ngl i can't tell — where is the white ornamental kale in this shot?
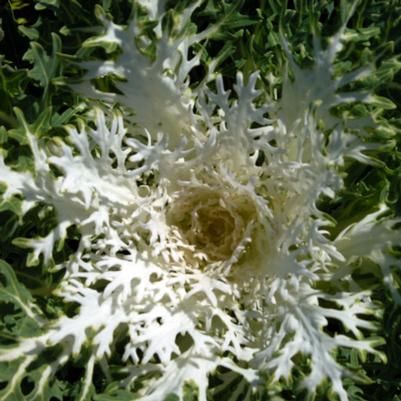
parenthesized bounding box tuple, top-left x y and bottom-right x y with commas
(0, 2, 400, 401)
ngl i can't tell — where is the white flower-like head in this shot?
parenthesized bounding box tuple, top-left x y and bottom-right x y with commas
(0, 2, 399, 401)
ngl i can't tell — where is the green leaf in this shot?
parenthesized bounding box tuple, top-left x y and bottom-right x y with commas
(0, 360, 66, 401)
(18, 25, 40, 40)
(94, 389, 137, 401)
(367, 95, 397, 110)
(0, 259, 41, 320)
(344, 26, 381, 43)
(0, 198, 23, 218)
(23, 33, 62, 98)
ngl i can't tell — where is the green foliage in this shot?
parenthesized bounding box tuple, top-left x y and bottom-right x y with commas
(0, 260, 40, 317)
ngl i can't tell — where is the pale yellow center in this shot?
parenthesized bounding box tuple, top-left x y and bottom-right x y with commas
(167, 187, 256, 262)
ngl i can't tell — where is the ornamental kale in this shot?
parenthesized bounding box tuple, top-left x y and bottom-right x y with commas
(0, 1, 400, 401)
